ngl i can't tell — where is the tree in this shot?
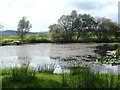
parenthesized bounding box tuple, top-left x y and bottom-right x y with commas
(49, 10, 97, 42)
(49, 24, 64, 42)
(57, 10, 78, 42)
(107, 22, 119, 39)
(49, 10, 119, 42)
(16, 17, 32, 42)
(93, 17, 119, 40)
(58, 15, 72, 41)
(76, 14, 96, 40)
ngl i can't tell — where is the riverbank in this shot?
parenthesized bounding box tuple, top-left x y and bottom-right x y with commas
(1, 66, 120, 88)
(1, 34, 120, 46)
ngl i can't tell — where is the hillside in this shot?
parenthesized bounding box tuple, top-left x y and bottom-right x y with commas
(1, 30, 48, 36)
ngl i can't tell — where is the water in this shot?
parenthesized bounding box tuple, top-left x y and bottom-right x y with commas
(0, 43, 120, 74)
(0, 44, 55, 68)
(0, 43, 96, 67)
(91, 64, 120, 74)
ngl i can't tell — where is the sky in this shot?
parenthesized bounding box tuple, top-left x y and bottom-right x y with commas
(0, 0, 119, 32)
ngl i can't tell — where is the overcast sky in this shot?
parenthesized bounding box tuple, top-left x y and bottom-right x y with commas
(0, 0, 119, 32)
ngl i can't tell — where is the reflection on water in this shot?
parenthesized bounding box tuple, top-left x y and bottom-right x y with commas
(53, 65, 120, 74)
(0, 43, 120, 74)
(0, 44, 55, 68)
(0, 43, 96, 68)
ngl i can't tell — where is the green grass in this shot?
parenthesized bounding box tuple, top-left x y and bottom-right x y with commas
(1, 34, 51, 45)
(1, 33, 120, 46)
(1, 66, 120, 88)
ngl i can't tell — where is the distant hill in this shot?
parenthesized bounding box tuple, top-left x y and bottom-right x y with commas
(2, 30, 16, 36)
(2, 30, 49, 36)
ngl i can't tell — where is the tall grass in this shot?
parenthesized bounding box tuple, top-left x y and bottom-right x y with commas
(1, 65, 120, 88)
(11, 66, 36, 82)
(2, 65, 36, 88)
(60, 67, 120, 88)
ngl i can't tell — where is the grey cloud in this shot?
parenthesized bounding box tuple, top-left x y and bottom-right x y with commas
(69, 1, 112, 11)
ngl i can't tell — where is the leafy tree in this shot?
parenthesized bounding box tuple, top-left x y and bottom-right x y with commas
(49, 11, 96, 42)
(16, 17, 32, 42)
(58, 15, 72, 41)
(58, 10, 78, 42)
(49, 24, 63, 42)
(108, 22, 119, 39)
(49, 10, 119, 42)
(94, 17, 119, 40)
(76, 14, 96, 40)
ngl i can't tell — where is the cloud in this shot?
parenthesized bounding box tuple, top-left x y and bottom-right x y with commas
(0, 0, 70, 32)
(67, 0, 118, 22)
(69, 1, 112, 11)
(0, 0, 119, 32)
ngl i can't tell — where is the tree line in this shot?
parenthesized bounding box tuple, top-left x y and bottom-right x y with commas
(2, 10, 119, 43)
(49, 10, 120, 43)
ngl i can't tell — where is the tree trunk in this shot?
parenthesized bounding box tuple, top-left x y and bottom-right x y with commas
(77, 31, 80, 41)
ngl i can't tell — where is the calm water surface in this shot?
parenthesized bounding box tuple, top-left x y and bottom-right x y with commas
(0, 43, 119, 74)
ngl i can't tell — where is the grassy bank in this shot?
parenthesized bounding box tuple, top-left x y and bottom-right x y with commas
(1, 66, 120, 88)
(1, 34, 51, 45)
(1, 33, 120, 46)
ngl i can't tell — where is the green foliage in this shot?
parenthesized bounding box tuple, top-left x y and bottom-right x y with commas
(116, 47, 120, 56)
(16, 17, 32, 42)
(2, 65, 36, 84)
(49, 10, 120, 43)
(1, 66, 120, 88)
(25, 34, 51, 43)
(1, 11, 120, 44)
(1, 34, 51, 45)
(68, 67, 103, 88)
(65, 67, 120, 88)
(11, 66, 36, 82)
(97, 56, 120, 65)
(39, 32, 48, 40)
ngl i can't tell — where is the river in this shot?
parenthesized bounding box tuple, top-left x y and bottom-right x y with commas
(0, 43, 120, 74)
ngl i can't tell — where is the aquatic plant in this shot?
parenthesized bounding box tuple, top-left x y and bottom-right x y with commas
(97, 56, 120, 65)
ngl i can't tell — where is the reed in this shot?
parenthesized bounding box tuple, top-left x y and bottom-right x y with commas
(1, 65, 120, 88)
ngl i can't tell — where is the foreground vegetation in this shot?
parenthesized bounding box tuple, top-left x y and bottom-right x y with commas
(1, 66, 120, 88)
